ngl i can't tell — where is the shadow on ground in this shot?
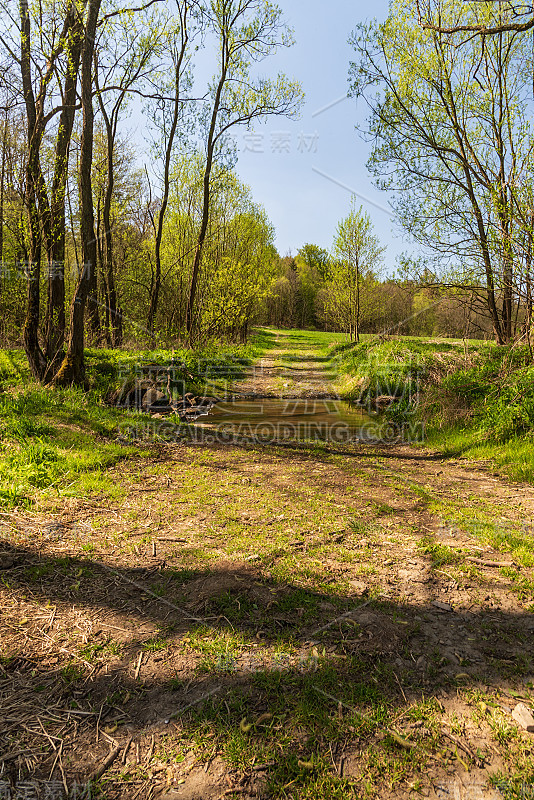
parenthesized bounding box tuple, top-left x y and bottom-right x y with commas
(1, 538, 533, 800)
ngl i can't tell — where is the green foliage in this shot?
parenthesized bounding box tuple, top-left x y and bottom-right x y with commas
(297, 244, 330, 282)
(326, 202, 385, 342)
(333, 335, 534, 481)
(0, 383, 133, 508)
(158, 155, 278, 341)
(349, 0, 533, 344)
(417, 539, 462, 567)
(333, 338, 424, 417)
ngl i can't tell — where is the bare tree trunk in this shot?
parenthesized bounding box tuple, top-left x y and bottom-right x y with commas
(438, 64, 505, 345)
(44, 13, 83, 378)
(524, 222, 533, 360)
(86, 243, 101, 343)
(20, 0, 47, 380)
(148, 6, 190, 336)
(355, 258, 360, 344)
(0, 112, 6, 281)
(54, 0, 101, 385)
(465, 180, 504, 344)
(95, 191, 110, 344)
(22, 179, 45, 380)
(100, 126, 121, 345)
(186, 66, 227, 337)
(19, 0, 84, 380)
(0, 111, 8, 300)
(501, 255, 513, 342)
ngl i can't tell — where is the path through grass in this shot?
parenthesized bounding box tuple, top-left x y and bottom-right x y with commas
(0, 330, 533, 800)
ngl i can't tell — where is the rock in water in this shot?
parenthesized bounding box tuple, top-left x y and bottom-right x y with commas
(142, 388, 167, 409)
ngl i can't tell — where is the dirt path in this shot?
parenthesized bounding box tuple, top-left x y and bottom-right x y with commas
(229, 328, 338, 397)
(1, 331, 533, 800)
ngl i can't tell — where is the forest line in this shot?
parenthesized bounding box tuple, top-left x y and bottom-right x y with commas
(1, 0, 534, 383)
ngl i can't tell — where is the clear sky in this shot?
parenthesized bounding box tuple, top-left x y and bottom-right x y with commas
(231, 0, 406, 272)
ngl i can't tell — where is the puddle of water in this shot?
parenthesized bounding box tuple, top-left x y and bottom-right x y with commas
(192, 398, 383, 443)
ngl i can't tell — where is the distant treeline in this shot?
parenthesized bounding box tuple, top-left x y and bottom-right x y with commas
(261, 251, 500, 341)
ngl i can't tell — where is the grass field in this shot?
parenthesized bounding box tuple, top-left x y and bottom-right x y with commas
(0, 330, 533, 800)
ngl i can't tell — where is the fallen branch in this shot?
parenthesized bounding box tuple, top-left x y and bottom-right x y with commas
(146, 734, 155, 764)
(466, 557, 513, 568)
(0, 749, 31, 764)
(312, 686, 413, 748)
(101, 564, 203, 622)
(89, 745, 122, 781)
(307, 599, 372, 638)
(252, 762, 275, 771)
(122, 736, 133, 764)
(441, 728, 483, 766)
(157, 537, 188, 543)
(170, 685, 222, 719)
(134, 652, 143, 680)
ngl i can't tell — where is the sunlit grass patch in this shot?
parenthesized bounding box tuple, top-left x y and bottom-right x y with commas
(417, 538, 464, 567)
(0, 334, 273, 510)
(429, 503, 534, 572)
(490, 768, 534, 800)
(142, 636, 169, 653)
(80, 638, 122, 662)
(183, 626, 248, 673)
(331, 337, 534, 483)
(0, 385, 138, 508)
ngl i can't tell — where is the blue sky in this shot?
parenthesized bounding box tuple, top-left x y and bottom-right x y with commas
(231, 0, 406, 272)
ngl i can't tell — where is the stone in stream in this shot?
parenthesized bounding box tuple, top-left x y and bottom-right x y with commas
(374, 395, 400, 412)
(110, 373, 222, 419)
(142, 388, 168, 409)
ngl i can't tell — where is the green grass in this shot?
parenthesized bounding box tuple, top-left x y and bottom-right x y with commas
(0, 331, 273, 510)
(0, 382, 138, 508)
(417, 538, 463, 567)
(85, 329, 275, 397)
(142, 636, 169, 653)
(170, 654, 444, 799)
(183, 627, 248, 673)
(260, 327, 348, 354)
(330, 336, 534, 483)
(80, 638, 122, 661)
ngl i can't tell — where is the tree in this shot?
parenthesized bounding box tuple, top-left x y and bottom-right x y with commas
(0, 106, 27, 340)
(349, 0, 534, 344)
(297, 244, 330, 282)
(185, 0, 303, 336)
(202, 205, 277, 341)
(94, 10, 161, 345)
(54, 0, 103, 384)
(0, 105, 10, 274)
(8, 0, 85, 379)
(146, 0, 199, 335)
(326, 202, 384, 342)
(1, 0, 171, 382)
(415, 0, 534, 36)
(159, 152, 276, 340)
(294, 246, 329, 328)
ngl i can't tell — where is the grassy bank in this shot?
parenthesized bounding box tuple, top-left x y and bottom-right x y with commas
(332, 336, 534, 483)
(0, 331, 272, 509)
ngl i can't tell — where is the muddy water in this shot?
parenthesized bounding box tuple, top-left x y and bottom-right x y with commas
(192, 398, 383, 443)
